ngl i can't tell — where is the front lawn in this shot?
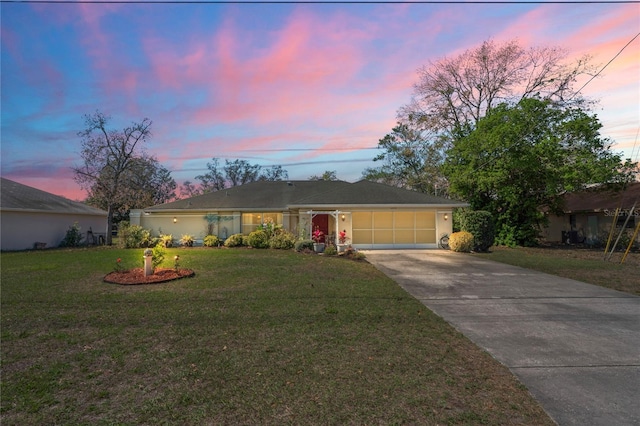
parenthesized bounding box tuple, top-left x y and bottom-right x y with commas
(477, 246, 640, 296)
(1, 247, 553, 425)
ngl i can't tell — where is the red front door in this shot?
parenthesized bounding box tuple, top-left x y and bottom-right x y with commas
(312, 215, 329, 243)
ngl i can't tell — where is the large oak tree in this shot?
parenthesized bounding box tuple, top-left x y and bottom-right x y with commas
(443, 98, 635, 246)
(401, 39, 596, 133)
(370, 39, 597, 198)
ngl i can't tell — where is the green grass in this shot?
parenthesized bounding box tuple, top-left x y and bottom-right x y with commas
(1, 247, 553, 425)
(476, 246, 640, 296)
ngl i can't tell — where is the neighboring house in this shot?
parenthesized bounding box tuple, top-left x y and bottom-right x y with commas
(541, 182, 640, 245)
(0, 178, 108, 251)
(131, 180, 467, 249)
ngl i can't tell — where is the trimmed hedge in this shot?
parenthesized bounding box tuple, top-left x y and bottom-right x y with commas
(203, 235, 221, 247)
(269, 230, 297, 250)
(224, 233, 245, 248)
(247, 230, 269, 249)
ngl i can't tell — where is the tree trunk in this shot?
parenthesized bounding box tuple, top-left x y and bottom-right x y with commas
(106, 205, 114, 246)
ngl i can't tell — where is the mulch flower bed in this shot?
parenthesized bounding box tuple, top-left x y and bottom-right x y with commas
(104, 268, 195, 285)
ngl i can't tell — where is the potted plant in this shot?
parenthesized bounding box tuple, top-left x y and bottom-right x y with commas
(312, 227, 325, 253)
(337, 229, 348, 253)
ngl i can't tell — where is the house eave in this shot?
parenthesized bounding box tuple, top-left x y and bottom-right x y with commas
(288, 203, 468, 209)
(0, 207, 107, 216)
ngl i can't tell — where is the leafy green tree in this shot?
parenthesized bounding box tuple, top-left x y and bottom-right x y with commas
(444, 98, 635, 246)
(362, 123, 448, 196)
(73, 111, 175, 245)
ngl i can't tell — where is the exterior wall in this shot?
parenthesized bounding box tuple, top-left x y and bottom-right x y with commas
(130, 207, 456, 249)
(543, 210, 639, 246)
(326, 209, 452, 249)
(0, 211, 107, 251)
(131, 210, 242, 244)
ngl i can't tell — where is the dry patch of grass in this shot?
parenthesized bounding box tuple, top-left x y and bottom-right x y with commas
(1, 248, 553, 425)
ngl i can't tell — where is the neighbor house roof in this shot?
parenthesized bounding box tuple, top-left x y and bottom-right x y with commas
(0, 178, 107, 216)
(145, 180, 467, 212)
(561, 182, 640, 213)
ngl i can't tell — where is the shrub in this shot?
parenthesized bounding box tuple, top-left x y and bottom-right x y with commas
(118, 222, 153, 248)
(459, 210, 495, 252)
(179, 234, 195, 247)
(247, 230, 269, 249)
(295, 239, 314, 252)
(203, 235, 221, 247)
(60, 222, 83, 247)
(269, 230, 297, 250)
(353, 251, 367, 260)
(343, 246, 366, 260)
(160, 234, 174, 248)
(257, 218, 281, 239)
(224, 233, 245, 248)
(599, 228, 638, 251)
(323, 245, 338, 255)
(449, 231, 474, 252)
(151, 245, 165, 270)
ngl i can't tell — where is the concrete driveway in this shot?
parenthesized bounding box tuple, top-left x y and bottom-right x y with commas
(364, 250, 640, 426)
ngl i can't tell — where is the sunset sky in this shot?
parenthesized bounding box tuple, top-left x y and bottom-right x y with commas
(1, 1, 639, 201)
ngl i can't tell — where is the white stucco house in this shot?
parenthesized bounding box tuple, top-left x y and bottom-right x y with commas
(0, 177, 108, 251)
(131, 180, 467, 249)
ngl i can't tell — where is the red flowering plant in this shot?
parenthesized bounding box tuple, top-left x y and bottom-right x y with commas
(114, 258, 124, 273)
(312, 227, 324, 244)
(339, 230, 348, 244)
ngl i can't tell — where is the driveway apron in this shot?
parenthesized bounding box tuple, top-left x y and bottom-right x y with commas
(364, 250, 640, 426)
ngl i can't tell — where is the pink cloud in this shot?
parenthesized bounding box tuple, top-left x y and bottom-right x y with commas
(141, 8, 377, 130)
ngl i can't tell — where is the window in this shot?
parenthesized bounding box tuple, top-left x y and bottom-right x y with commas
(242, 212, 282, 234)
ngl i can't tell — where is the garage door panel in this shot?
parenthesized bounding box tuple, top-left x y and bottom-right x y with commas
(395, 230, 414, 244)
(373, 229, 393, 243)
(373, 212, 393, 228)
(416, 212, 435, 228)
(395, 212, 414, 229)
(416, 229, 436, 243)
(353, 229, 372, 244)
(352, 212, 372, 228)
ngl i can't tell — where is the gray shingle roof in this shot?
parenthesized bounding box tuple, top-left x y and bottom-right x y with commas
(145, 180, 466, 211)
(293, 180, 465, 206)
(0, 178, 107, 216)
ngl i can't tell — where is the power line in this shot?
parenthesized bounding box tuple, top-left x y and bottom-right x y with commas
(570, 31, 640, 99)
(233, 147, 378, 152)
(2, 0, 639, 3)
